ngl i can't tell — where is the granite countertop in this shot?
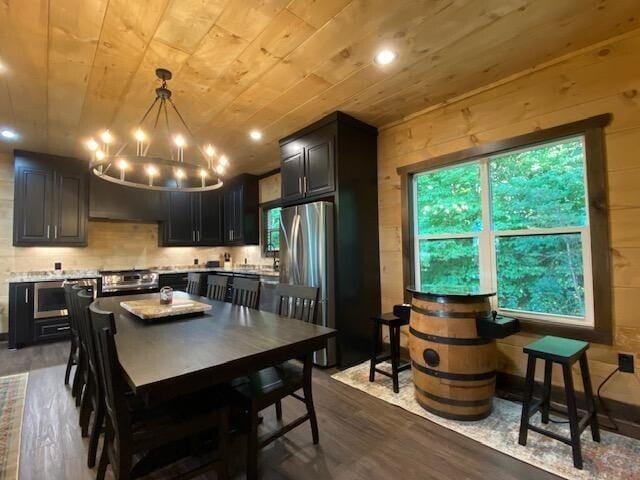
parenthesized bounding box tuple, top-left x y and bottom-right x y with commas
(150, 266, 279, 277)
(7, 265, 280, 283)
(7, 269, 101, 283)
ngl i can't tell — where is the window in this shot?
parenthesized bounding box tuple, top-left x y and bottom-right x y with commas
(413, 136, 594, 327)
(263, 206, 282, 253)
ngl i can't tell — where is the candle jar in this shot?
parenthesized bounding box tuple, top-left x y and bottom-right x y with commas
(160, 286, 173, 305)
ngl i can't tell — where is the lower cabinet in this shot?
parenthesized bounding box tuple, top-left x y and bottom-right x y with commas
(158, 272, 190, 291)
(8, 283, 70, 349)
(33, 318, 71, 342)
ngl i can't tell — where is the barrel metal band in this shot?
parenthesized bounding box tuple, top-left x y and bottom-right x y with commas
(411, 360, 496, 381)
(414, 384, 493, 407)
(411, 304, 492, 320)
(409, 326, 493, 346)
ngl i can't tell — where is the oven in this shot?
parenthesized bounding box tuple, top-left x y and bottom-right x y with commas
(100, 270, 159, 297)
(33, 279, 97, 320)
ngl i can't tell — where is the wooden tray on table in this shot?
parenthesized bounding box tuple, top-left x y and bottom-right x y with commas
(120, 298, 212, 320)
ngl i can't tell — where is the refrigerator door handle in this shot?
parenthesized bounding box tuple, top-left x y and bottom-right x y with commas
(291, 213, 301, 284)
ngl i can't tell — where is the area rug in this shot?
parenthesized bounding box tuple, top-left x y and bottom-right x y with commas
(0, 373, 28, 480)
(332, 362, 640, 480)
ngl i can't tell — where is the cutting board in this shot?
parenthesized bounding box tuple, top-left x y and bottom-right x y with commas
(120, 298, 212, 320)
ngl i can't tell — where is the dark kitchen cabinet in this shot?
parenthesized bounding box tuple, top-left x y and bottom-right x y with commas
(280, 124, 335, 202)
(160, 189, 224, 246)
(8, 283, 33, 349)
(281, 151, 304, 201)
(278, 111, 380, 367)
(223, 174, 259, 245)
(198, 189, 224, 245)
(162, 191, 194, 245)
(13, 151, 88, 247)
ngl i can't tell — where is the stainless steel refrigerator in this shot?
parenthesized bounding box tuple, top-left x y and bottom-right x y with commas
(279, 201, 335, 367)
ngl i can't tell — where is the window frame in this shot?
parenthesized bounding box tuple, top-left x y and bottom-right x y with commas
(261, 199, 282, 255)
(398, 114, 612, 344)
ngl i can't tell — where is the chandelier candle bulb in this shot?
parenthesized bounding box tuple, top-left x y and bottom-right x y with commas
(86, 138, 98, 151)
(134, 128, 146, 156)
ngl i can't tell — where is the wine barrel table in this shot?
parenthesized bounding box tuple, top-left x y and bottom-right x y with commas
(407, 288, 497, 421)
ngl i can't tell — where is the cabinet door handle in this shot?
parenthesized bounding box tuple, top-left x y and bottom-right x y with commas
(25, 289, 29, 303)
(192, 230, 195, 242)
(304, 176, 307, 193)
(54, 225, 58, 239)
(197, 230, 200, 242)
(298, 177, 302, 194)
(57, 326, 70, 331)
(47, 225, 50, 239)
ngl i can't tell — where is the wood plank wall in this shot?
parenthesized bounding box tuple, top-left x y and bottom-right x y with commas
(378, 31, 640, 406)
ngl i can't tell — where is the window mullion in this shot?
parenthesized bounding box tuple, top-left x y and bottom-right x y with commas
(479, 158, 493, 296)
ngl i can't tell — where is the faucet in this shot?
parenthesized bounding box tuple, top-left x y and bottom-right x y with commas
(266, 243, 279, 271)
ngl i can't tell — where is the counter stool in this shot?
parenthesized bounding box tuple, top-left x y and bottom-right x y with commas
(518, 336, 600, 469)
(369, 313, 410, 393)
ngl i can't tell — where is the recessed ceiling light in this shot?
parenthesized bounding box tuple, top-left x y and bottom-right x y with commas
(374, 49, 397, 66)
(1, 129, 18, 140)
(249, 130, 262, 141)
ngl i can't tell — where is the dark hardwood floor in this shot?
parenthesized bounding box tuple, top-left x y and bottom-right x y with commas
(0, 340, 560, 480)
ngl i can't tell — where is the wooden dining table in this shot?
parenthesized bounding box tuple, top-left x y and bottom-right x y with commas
(91, 291, 337, 400)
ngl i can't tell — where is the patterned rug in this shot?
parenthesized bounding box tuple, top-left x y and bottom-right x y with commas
(0, 373, 28, 480)
(332, 362, 640, 480)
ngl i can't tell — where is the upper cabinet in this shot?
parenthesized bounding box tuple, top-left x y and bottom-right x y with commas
(280, 124, 335, 203)
(160, 189, 224, 247)
(223, 174, 259, 245)
(13, 151, 88, 247)
(159, 175, 257, 247)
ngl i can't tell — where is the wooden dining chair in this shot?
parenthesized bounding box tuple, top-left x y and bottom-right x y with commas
(71, 283, 90, 407)
(206, 275, 228, 301)
(274, 284, 320, 323)
(89, 304, 231, 480)
(62, 282, 82, 392)
(232, 284, 321, 479)
(185, 272, 203, 295)
(75, 288, 110, 468)
(231, 277, 260, 308)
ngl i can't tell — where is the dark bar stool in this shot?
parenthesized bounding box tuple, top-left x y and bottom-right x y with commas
(369, 306, 411, 393)
(518, 335, 600, 469)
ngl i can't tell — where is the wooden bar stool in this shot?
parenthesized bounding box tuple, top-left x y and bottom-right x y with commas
(518, 335, 600, 469)
(369, 311, 410, 393)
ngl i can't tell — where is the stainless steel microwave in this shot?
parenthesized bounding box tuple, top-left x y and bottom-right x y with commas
(33, 279, 97, 320)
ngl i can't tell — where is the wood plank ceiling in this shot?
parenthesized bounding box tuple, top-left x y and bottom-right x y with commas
(0, 0, 638, 175)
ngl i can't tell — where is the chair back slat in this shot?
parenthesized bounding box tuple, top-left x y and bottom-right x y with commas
(231, 278, 260, 309)
(185, 272, 202, 296)
(274, 284, 319, 323)
(206, 275, 228, 301)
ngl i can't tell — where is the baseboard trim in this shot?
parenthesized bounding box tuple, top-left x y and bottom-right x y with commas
(395, 345, 640, 440)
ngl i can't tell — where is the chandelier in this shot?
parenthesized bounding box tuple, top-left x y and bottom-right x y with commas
(84, 68, 227, 192)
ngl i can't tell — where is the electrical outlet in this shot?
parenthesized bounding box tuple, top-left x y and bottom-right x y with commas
(194, 258, 199, 265)
(618, 353, 635, 373)
(54, 262, 62, 270)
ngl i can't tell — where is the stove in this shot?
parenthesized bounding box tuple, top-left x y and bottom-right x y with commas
(100, 269, 159, 296)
